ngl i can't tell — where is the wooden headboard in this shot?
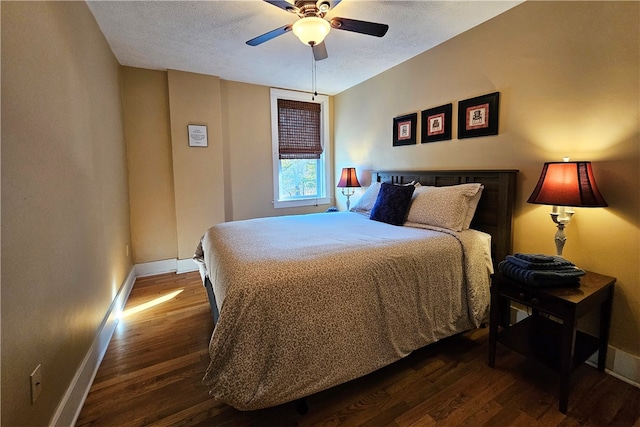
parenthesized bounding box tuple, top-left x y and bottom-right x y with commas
(375, 169, 518, 266)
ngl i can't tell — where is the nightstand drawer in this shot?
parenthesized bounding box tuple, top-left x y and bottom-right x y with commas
(497, 282, 567, 316)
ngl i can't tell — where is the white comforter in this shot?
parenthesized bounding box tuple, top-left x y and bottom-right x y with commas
(194, 212, 492, 410)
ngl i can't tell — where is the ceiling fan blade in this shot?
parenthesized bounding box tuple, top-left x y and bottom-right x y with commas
(263, 1, 298, 14)
(312, 42, 328, 61)
(246, 24, 293, 46)
(330, 17, 389, 37)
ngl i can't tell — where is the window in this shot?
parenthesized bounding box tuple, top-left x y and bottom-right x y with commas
(271, 88, 331, 208)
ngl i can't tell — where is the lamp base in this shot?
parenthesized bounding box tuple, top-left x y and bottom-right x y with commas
(554, 222, 567, 257)
(550, 207, 574, 257)
(342, 188, 355, 211)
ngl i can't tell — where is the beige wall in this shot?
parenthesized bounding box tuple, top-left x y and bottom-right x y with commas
(334, 1, 640, 357)
(122, 67, 177, 263)
(220, 81, 333, 220)
(167, 70, 226, 260)
(1, 2, 132, 425)
(220, 81, 274, 220)
(123, 77, 332, 262)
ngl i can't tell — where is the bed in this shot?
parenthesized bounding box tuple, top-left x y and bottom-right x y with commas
(194, 169, 517, 411)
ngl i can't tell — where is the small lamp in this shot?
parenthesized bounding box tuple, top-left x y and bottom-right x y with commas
(337, 167, 361, 211)
(527, 159, 608, 256)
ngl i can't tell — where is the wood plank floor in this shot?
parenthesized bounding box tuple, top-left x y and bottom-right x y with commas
(76, 272, 640, 426)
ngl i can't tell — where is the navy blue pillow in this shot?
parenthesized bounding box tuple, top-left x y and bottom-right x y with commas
(370, 182, 415, 226)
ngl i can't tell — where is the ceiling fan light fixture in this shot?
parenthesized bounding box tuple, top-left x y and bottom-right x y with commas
(292, 16, 330, 46)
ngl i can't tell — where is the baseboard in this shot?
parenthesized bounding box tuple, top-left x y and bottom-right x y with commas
(177, 258, 198, 273)
(135, 258, 198, 277)
(50, 266, 136, 427)
(587, 346, 640, 388)
(134, 258, 177, 277)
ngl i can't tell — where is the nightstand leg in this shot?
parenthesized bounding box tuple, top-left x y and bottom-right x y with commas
(559, 312, 577, 414)
(488, 280, 500, 368)
(488, 318, 497, 367)
(597, 285, 614, 371)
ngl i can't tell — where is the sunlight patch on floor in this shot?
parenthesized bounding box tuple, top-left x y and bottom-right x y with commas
(118, 289, 184, 319)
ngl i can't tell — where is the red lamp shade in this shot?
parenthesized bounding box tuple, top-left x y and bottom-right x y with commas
(527, 161, 608, 207)
(337, 167, 361, 188)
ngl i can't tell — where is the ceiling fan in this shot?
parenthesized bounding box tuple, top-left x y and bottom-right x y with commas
(246, 0, 389, 61)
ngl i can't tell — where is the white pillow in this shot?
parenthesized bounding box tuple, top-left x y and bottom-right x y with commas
(350, 182, 381, 215)
(406, 183, 483, 231)
(463, 185, 484, 229)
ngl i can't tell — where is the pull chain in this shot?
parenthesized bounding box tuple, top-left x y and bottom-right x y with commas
(311, 51, 317, 100)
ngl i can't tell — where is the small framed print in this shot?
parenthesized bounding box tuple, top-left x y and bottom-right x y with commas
(421, 103, 452, 143)
(393, 113, 417, 146)
(458, 92, 499, 139)
(188, 124, 208, 147)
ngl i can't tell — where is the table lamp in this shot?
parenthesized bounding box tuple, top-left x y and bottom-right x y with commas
(337, 167, 361, 211)
(527, 160, 607, 256)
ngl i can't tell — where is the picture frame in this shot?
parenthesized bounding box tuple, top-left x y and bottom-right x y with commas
(188, 124, 208, 147)
(393, 113, 417, 146)
(421, 103, 452, 143)
(457, 92, 500, 139)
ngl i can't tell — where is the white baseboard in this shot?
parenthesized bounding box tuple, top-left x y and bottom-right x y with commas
(177, 258, 198, 274)
(50, 266, 136, 427)
(135, 258, 198, 277)
(587, 346, 640, 388)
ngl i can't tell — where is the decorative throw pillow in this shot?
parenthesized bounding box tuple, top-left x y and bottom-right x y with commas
(370, 182, 415, 226)
(350, 182, 381, 215)
(406, 183, 483, 231)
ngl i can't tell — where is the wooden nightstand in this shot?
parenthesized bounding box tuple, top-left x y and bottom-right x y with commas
(488, 270, 615, 413)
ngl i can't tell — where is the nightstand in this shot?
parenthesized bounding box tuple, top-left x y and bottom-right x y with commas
(488, 270, 615, 413)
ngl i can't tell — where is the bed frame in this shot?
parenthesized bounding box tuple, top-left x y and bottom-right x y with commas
(375, 169, 518, 267)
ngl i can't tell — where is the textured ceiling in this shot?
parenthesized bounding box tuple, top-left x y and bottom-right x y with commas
(86, 0, 523, 95)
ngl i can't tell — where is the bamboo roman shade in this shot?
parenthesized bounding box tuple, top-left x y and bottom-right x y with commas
(277, 99, 323, 160)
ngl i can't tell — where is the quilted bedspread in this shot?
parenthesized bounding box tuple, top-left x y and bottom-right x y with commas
(195, 212, 492, 410)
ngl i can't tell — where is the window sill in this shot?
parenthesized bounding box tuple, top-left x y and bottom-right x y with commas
(273, 197, 331, 209)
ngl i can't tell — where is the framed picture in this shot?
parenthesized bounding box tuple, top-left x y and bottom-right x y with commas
(393, 113, 417, 146)
(457, 92, 500, 139)
(421, 103, 452, 143)
(188, 124, 208, 147)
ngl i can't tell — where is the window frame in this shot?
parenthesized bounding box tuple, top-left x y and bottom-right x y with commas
(270, 88, 331, 209)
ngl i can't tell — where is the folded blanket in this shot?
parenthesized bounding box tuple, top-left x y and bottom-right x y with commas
(506, 254, 575, 270)
(513, 253, 556, 263)
(498, 259, 586, 287)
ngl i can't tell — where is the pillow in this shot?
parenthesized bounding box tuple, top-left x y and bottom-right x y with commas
(370, 182, 415, 226)
(406, 183, 483, 231)
(350, 182, 381, 215)
(350, 181, 420, 216)
(463, 185, 484, 229)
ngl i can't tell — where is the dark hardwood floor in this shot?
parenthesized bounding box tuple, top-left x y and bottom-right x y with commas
(76, 272, 640, 426)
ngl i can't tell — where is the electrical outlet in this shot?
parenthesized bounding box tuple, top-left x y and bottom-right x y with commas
(125, 244, 130, 257)
(30, 364, 42, 404)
